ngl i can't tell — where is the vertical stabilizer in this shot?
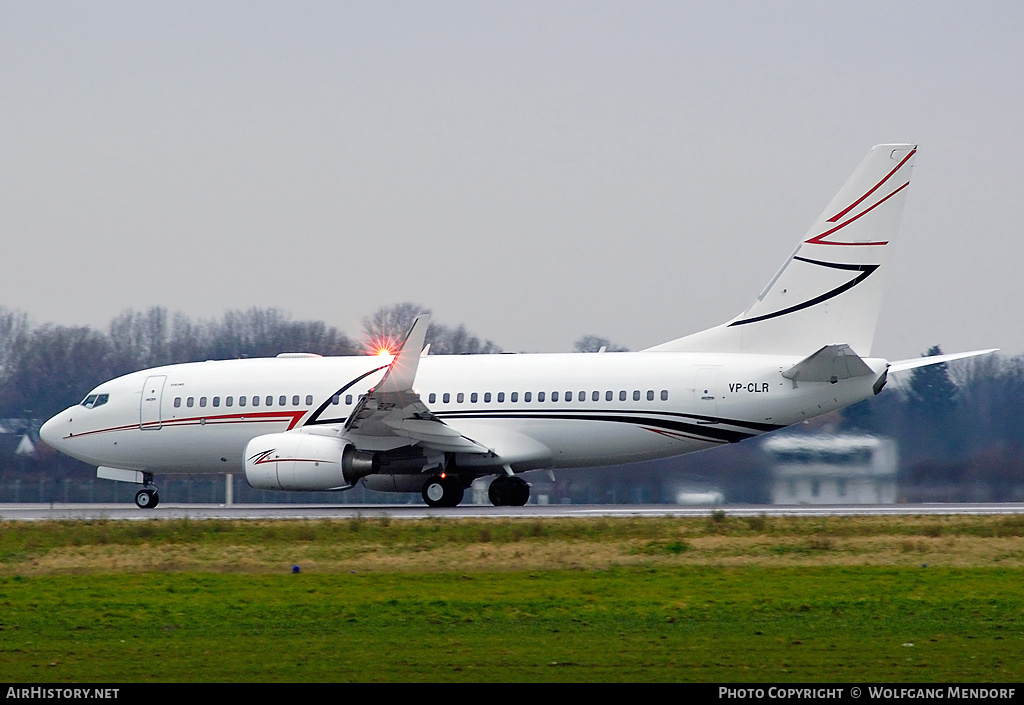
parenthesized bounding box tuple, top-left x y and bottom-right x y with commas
(646, 144, 916, 356)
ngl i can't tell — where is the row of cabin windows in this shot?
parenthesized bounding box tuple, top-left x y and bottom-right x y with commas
(174, 394, 316, 409)
(426, 389, 669, 404)
(171, 389, 670, 411)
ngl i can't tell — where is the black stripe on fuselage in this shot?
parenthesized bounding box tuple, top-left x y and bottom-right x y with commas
(304, 364, 389, 426)
(433, 409, 776, 444)
(436, 408, 782, 433)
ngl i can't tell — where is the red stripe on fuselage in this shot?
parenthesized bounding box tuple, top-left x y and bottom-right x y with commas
(63, 410, 310, 440)
(643, 426, 727, 444)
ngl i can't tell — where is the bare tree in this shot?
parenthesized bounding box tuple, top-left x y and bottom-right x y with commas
(573, 335, 629, 353)
(361, 303, 501, 354)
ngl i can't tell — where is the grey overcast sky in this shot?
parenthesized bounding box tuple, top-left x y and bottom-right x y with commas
(1, 1, 1021, 358)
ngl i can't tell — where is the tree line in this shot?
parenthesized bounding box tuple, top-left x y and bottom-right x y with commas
(3, 302, 1020, 502)
(0, 302, 628, 424)
(834, 346, 1024, 501)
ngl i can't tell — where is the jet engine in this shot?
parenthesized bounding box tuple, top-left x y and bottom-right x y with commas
(244, 433, 377, 491)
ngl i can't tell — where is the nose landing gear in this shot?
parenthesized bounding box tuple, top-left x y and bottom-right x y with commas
(134, 472, 160, 509)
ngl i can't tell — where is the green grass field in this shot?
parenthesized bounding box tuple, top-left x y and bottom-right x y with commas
(1, 515, 1023, 682)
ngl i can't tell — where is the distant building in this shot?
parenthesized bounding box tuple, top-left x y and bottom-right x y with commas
(763, 434, 898, 504)
(14, 433, 36, 458)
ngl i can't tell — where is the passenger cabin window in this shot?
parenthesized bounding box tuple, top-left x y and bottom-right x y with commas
(292, 395, 299, 406)
(187, 397, 195, 408)
(213, 396, 221, 407)
(265, 396, 273, 407)
(565, 391, 573, 402)
(280, 395, 287, 406)
(591, 391, 599, 402)
(200, 397, 207, 407)
(537, 392, 545, 402)
(345, 394, 353, 405)
(484, 392, 492, 403)
(470, 392, 478, 403)
(305, 395, 313, 405)
(443, 392, 450, 403)
(457, 392, 465, 403)
(605, 391, 613, 402)
(633, 390, 641, 401)
(511, 392, 518, 402)
(429, 393, 437, 403)
(227, 396, 234, 407)
(238, 396, 246, 407)
(174, 397, 181, 408)
(647, 390, 654, 401)
(252, 396, 260, 407)
(551, 391, 559, 402)
(497, 392, 505, 402)
(332, 395, 340, 405)
(661, 390, 669, 401)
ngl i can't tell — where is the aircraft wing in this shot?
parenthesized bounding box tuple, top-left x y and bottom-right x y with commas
(887, 348, 998, 373)
(342, 314, 491, 454)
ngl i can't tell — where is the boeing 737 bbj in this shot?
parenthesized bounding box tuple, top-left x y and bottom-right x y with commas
(40, 144, 994, 508)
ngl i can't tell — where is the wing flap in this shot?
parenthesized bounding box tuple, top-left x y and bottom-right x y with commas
(385, 417, 491, 453)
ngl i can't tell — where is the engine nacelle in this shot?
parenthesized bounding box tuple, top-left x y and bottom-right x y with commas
(244, 433, 378, 491)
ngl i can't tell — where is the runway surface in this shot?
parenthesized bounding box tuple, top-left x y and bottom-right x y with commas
(3, 502, 1024, 521)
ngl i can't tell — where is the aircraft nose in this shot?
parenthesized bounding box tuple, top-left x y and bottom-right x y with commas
(39, 412, 66, 449)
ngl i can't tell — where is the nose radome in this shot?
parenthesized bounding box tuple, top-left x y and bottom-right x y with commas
(39, 413, 65, 449)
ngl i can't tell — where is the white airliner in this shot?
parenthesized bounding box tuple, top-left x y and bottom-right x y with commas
(40, 144, 994, 508)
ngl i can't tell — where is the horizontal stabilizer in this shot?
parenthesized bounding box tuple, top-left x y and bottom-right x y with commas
(888, 348, 998, 373)
(782, 344, 874, 383)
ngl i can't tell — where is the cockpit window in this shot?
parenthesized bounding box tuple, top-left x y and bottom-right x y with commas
(80, 394, 109, 409)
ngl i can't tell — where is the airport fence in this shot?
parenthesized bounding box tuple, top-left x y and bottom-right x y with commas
(0, 473, 659, 506)
(0, 475, 420, 505)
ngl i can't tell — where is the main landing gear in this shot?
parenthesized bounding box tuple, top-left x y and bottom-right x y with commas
(419, 470, 531, 508)
(488, 475, 530, 507)
(421, 474, 465, 508)
(134, 472, 160, 509)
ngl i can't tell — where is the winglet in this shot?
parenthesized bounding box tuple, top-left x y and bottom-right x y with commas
(377, 313, 430, 395)
(343, 314, 429, 435)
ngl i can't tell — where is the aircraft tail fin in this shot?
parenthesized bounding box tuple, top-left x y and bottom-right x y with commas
(645, 144, 917, 356)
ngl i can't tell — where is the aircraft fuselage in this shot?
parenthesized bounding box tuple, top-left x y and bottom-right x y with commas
(41, 351, 886, 476)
